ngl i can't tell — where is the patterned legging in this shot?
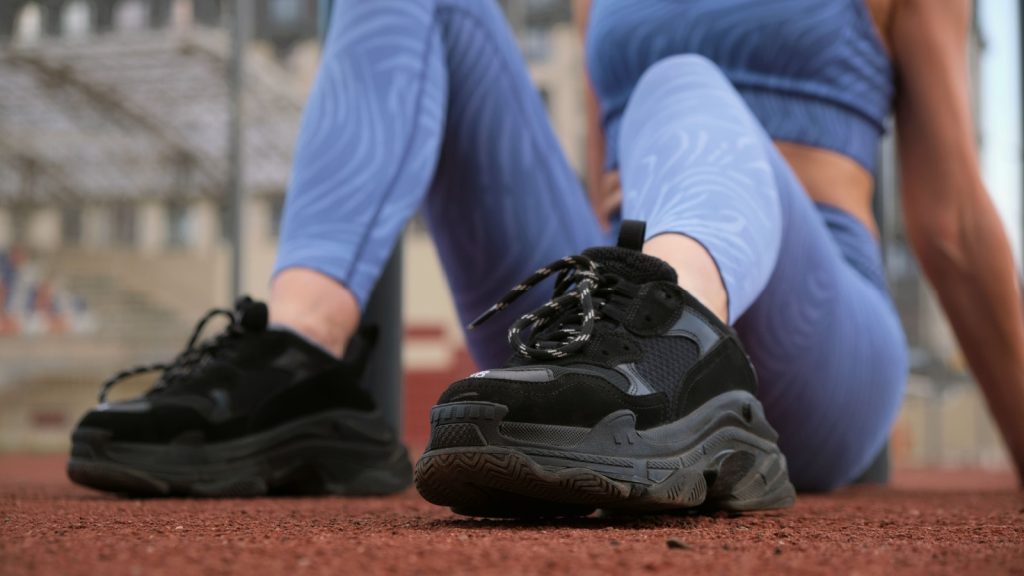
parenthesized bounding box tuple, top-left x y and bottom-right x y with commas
(274, 0, 907, 491)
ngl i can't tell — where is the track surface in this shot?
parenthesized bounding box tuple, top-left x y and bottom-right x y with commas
(1, 455, 1022, 575)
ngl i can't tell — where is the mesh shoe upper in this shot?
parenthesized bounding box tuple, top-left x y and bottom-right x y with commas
(438, 221, 758, 430)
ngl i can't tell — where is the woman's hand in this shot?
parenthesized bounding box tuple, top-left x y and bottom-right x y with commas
(590, 170, 623, 230)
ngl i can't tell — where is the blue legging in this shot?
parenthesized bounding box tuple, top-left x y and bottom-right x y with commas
(274, 0, 907, 490)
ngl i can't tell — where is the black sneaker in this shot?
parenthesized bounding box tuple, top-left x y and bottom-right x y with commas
(415, 221, 794, 517)
(68, 297, 412, 497)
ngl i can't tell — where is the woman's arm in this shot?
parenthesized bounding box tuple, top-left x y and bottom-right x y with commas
(893, 0, 1024, 483)
(572, 0, 619, 229)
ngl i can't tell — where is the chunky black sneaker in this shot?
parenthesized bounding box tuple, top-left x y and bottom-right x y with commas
(415, 221, 794, 517)
(68, 297, 412, 497)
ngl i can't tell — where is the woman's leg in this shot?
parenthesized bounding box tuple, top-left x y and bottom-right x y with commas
(271, 0, 447, 355)
(272, 0, 603, 365)
(423, 0, 606, 367)
(619, 54, 907, 490)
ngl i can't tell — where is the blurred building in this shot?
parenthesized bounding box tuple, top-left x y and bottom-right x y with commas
(0, 1, 313, 41)
(0, 27, 304, 324)
(500, 0, 584, 173)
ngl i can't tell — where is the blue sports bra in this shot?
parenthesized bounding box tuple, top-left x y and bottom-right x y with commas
(586, 0, 895, 173)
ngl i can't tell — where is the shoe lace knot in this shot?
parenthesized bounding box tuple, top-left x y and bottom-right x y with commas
(96, 298, 266, 403)
(469, 254, 630, 360)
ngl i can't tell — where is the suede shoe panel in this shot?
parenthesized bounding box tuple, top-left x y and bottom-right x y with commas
(676, 336, 758, 419)
(623, 281, 686, 336)
(439, 375, 670, 428)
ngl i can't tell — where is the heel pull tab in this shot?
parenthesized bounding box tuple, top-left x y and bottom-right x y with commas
(617, 220, 647, 251)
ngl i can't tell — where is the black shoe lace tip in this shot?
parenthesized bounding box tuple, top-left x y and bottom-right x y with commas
(468, 304, 506, 330)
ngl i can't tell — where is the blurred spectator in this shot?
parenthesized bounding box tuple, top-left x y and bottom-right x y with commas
(0, 247, 95, 337)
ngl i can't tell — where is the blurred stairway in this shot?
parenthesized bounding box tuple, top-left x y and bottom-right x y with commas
(0, 258, 204, 452)
(62, 272, 190, 357)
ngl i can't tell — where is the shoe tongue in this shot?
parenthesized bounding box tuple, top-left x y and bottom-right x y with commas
(234, 296, 268, 332)
(582, 218, 676, 283)
(582, 246, 677, 284)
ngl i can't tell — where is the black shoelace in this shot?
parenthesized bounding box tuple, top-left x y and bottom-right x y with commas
(470, 254, 630, 360)
(96, 307, 242, 403)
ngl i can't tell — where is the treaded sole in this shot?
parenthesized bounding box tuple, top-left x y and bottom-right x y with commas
(67, 454, 412, 497)
(68, 410, 413, 497)
(414, 394, 795, 517)
(67, 447, 413, 498)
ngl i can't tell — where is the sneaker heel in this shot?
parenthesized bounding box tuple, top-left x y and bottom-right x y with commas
(705, 448, 795, 511)
(310, 445, 413, 496)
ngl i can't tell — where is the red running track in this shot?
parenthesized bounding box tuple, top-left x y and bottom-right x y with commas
(1, 454, 1021, 576)
(3, 348, 1022, 575)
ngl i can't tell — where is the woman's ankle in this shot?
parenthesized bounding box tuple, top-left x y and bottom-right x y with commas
(268, 268, 361, 358)
(643, 233, 729, 323)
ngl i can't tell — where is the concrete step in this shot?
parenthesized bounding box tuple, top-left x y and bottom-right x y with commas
(60, 271, 193, 348)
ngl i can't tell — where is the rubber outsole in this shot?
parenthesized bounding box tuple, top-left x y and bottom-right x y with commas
(414, 392, 795, 517)
(68, 409, 413, 497)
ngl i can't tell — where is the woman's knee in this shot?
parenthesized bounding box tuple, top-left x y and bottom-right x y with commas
(634, 53, 733, 96)
(622, 53, 751, 144)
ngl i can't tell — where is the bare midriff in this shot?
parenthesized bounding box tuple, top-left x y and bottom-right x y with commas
(774, 141, 880, 238)
(768, 0, 893, 239)
(603, 141, 880, 240)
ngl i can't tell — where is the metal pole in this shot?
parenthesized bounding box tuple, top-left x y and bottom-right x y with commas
(318, 0, 332, 39)
(227, 0, 249, 300)
(362, 246, 404, 435)
(317, 0, 404, 433)
(507, 0, 526, 37)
